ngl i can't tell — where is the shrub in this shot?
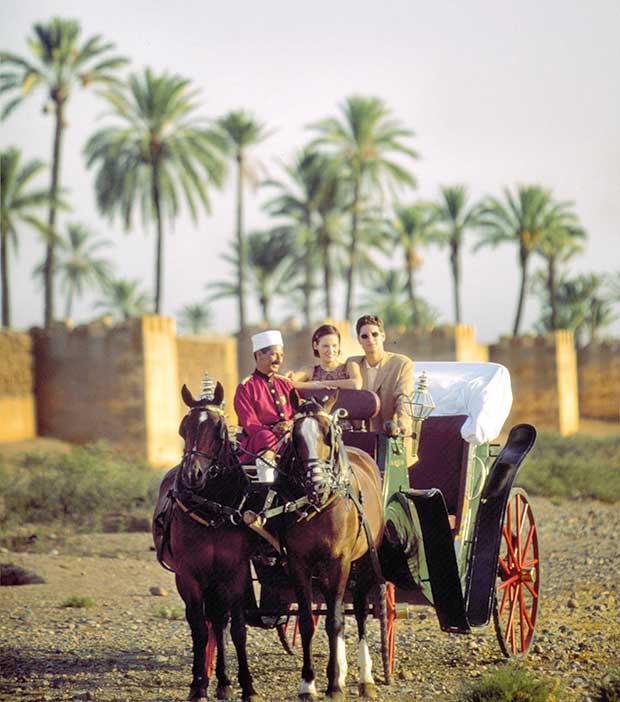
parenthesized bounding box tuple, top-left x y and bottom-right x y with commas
(460, 664, 562, 702)
(152, 604, 185, 621)
(516, 433, 620, 503)
(61, 595, 95, 608)
(592, 668, 620, 702)
(0, 441, 165, 530)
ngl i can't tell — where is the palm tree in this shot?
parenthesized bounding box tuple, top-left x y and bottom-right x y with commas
(310, 95, 418, 319)
(208, 227, 294, 326)
(265, 149, 348, 321)
(358, 269, 440, 330)
(434, 185, 481, 324)
(0, 18, 128, 326)
(216, 110, 271, 334)
(85, 68, 226, 315)
(55, 223, 114, 318)
(534, 219, 586, 330)
(0, 148, 53, 328)
(178, 303, 212, 335)
(385, 202, 444, 327)
(96, 278, 150, 322)
(533, 272, 617, 346)
(476, 185, 578, 336)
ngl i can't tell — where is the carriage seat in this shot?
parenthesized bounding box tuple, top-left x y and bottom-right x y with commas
(409, 362, 514, 532)
(299, 388, 382, 457)
(297, 388, 380, 422)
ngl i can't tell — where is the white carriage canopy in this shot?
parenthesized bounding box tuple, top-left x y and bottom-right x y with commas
(415, 362, 513, 445)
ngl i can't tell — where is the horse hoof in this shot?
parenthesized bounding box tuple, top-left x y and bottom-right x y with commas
(188, 686, 208, 701)
(325, 692, 345, 701)
(217, 685, 233, 699)
(299, 695, 318, 701)
(359, 682, 377, 699)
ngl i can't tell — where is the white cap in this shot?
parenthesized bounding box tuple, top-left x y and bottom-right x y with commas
(251, 329, 284, 352)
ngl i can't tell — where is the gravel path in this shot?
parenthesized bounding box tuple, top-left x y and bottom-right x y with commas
(1, 497, 619, 702)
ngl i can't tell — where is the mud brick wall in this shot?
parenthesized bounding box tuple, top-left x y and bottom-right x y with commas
(177, 335, 238, 423)
(0, 331, 36, 441)
(578, 342, 620, 421)
(31, 316, 182, 466)
(387, 324, 489, 363)
(489, 330, 579, 435)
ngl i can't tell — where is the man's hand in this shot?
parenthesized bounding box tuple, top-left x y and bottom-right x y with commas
(397, 416, 412, 436)
(272, 420, 293, 438)
(384, 418, 412, 437)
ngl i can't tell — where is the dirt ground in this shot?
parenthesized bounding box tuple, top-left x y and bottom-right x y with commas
(1, 495, 619, 702)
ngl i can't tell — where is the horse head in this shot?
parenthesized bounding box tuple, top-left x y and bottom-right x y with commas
(288, 390, 344, 507)
(178, 382, 236, 492)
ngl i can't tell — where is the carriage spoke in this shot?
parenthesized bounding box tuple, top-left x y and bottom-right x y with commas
(497, 574, 520, 591)
(523, 579, 539, 599)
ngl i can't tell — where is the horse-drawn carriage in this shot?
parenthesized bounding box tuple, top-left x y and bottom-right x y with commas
(154, 362, 539, 701)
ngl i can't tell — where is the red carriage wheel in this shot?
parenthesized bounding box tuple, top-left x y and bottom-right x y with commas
(493, 488, 540, 657)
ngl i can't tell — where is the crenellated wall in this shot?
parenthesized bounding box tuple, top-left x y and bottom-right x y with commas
(0, 331, 36, 441)
(578, 341, 620, 420)
(31, 317, 150, 457)
(3, 317, 616, 457)
(489, 330, 579, 435)
(24, 317, 238, 466)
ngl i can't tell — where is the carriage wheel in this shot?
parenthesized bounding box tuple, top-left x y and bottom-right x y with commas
(378, 582, 395, 684)
(493, 488, 540, 657)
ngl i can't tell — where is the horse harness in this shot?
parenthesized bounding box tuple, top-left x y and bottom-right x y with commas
(157, 404, 384, 583)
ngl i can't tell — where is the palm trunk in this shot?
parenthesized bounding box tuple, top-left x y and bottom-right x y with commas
(260, 294, 270, 326)
(65, 287, 74, 320)
(405, 249, 417, 327)
(303, 218, 313, 328)
(44, 101, 65, 327)
(320, 226, 333, 318)
(236, 151, 247, 334)
(450, 239, 461, 325)
(1, 224, 10, 328)
(152, 166, 164, 314)
(512, 248, 529, 337)
(547, 255, 557, 330)
(344, 178, 361, 320)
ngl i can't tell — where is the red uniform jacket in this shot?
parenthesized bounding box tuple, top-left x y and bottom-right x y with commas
(234, 370, 296, 463)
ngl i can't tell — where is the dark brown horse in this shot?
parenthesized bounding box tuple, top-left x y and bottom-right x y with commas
(277, 393, 384, 701)
(152, 382, 259, 702)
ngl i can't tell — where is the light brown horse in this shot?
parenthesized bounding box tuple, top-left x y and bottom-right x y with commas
(153, 382, 260, 702)
(277, 393, 384, 701)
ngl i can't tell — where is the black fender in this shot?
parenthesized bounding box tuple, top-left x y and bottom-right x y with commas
(465, 423, 537, 627)
(380, 489, 470, 633)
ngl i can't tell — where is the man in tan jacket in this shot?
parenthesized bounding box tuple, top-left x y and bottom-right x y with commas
(348, 314, 415, 440)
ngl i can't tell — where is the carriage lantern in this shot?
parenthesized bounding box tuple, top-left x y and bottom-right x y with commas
(405, 370, 435, 463)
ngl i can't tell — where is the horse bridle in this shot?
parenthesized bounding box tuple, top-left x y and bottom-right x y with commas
(181, 405, 227, 480)
(292, 406, 349, 507)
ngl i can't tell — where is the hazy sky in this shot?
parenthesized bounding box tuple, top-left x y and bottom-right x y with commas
(2, 0, 619, 342)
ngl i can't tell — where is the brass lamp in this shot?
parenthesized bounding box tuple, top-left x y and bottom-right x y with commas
(405, 370, 435, 465)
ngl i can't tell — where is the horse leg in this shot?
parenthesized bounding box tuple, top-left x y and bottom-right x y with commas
(211, 611, 233, 700)
(289, 558, 317, 700)
(177, 576, 209, 700)
(229, 601, 260, 702)
(353, 574, 377, 699)
(323, 559, 351, 702)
